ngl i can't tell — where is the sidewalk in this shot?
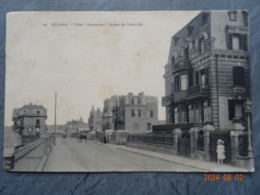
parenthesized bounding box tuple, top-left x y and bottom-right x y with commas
(103, 142, 249, 172)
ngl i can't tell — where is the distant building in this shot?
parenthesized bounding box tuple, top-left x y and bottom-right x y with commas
(88, 106, 103, 132)
(102, 96, 121, 131)
(162, 11, 250, 130)
(113, 92, 158, 131)
(12, 103, 47, 137)
(65, 117, 88, 137)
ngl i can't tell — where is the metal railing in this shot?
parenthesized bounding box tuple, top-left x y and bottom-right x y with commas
(3, 135, 55, 171)
(128, 134, 174, 145)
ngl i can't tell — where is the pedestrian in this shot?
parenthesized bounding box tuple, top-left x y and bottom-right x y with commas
(216, 139, 225, 165)
(103, 135, 106, 144)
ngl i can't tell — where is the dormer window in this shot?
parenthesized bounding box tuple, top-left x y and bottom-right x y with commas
(202, 13, 209, 25)
(228, 11, 237, 21)
(242, 11, 248, 27)
(187, 26, 193, 36)
(174, 37, 179, 46)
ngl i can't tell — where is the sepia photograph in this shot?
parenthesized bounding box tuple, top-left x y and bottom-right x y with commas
(3, 10, 254, 172)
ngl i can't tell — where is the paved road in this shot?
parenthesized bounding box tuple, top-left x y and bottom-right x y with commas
(43, 137, 201, 172)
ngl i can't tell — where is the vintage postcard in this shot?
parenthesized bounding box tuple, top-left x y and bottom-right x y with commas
(3, 11, 254, 172)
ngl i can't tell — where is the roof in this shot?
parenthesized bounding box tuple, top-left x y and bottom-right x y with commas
(21, 103, 46, 111)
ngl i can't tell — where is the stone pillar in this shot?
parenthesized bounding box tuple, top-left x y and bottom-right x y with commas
(189, 127, 199, 158)
(203, 124, 215, 161)
(173, 128, 182, 155)
(230, 122, 245, 166)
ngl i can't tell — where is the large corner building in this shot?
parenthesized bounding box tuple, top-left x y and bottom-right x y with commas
(162, 11, 250, 131)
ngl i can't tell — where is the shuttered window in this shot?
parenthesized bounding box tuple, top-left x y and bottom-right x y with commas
(233, 66, 245, 86)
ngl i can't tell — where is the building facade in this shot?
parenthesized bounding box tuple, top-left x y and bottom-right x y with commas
(162, 11, 250, 131)
(88, 106, 103, 132)
(12, 103, 48, 137)
(113, 92, 158, 131)
(102, 96, 121, 131)
(65, 117, 88, 137)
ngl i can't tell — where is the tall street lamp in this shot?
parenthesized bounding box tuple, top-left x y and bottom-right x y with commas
(244, 98, 254, 171)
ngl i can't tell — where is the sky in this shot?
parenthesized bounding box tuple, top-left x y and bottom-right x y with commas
(5, 11, 200, 126)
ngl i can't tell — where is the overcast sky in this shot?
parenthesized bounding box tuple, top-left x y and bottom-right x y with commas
(5, 11, 200, 126)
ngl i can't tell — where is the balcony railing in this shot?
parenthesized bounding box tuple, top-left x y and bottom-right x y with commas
(187, 85, 210, 98)
(162, 90, 188, 106)
(152, 123, 206, 134)
(173, 91, 187, 103)
(171, 58, 191, 73)
(162, 95, 173, 106)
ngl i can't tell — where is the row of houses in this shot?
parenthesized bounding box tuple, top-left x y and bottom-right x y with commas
(88, 92, 160, 133)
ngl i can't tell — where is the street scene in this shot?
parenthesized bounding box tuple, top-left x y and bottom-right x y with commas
(3, 11, 254, 172)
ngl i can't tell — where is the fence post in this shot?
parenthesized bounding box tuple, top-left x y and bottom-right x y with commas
(173, 128, 182, 155)
(189, 127, 199, 158)
(202, 124, 215, 161)
(230, 122, 245, 166)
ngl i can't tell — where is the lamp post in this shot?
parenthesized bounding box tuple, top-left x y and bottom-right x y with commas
(244, 99, 254, 171)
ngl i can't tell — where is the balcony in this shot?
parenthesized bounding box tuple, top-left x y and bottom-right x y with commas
(173, 91, 187, 103)
(171, 58, 191, 74)
(162, 95, 173, 106)
(162, 91, 188, 106)
(187, 85, 210, 99)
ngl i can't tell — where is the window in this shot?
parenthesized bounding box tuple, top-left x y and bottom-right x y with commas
(181, 74, 188, 90)
(36, 119, 40, 127)
(147, 110, 153, 117)
(131, 110, 135, 117)
(242, 11, 248, 27)
(147, 123, 152, 130)
(37, 110, 40, 115)
(228, 34, 248, 51)
(171, 56, 175, 65)
(203, 100, 212, 122)
(200, 68, 209, 88)
(184, 47, 189, 60)
(233, 66, 245, 86)
(194, 103, 200, 122)
(188, 104, 194, 123)
(183, 105, 189, 123)
(228, 100, 244, 120)
(202, 13, 209, 25)
(132, 109, 141, 117)
(187, 26, 193, 36)
(174, 37, 179, 46)
(195, 71, 199, 86)
(174, 75, 180, 92)
(228, 11, 237, 21)
(232, 35, 240, 50)
(189, 69, 193, 87)
(174, 107, 179, 124)
(198, 36, 205, 54)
